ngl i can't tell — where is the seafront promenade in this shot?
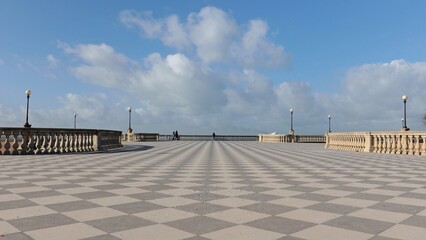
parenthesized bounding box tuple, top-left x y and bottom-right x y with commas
(0, 141, 425, 240)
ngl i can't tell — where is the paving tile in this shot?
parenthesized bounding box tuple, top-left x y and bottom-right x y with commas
(379, 224, 426, 240)
(206, 208, 268, 224)
(278, 209, 340, 224)
(46, 200, 101, 212)
(166, 216, 235, 235)
(110, 201, 165, 214)
(86, 215, 155, 233)
(25, 223, 105, 240)
(348, 208, 411, 223)
(307, 202, 361, 215)
(201, 225, 284, 240)
(9, 213, 76, 232)
(241, 202, 296, 215)
(291, 224, 373, 240)
(246, 216, 315, 234)
(112, 224, 194, 240)
(1, 232, 34, 240)
(400, 215, 426, 228)
(324, 216, 394, 234)
(135, 208, 197, 223)
(63, 207, 126, 222)
(0, 205, 56, 220)
(0, 199, 36, 211)
(370, 202, 424, 214)
(177, 202, 230, 215)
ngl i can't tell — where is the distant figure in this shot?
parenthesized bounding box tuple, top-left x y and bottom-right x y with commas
(172, 131, 176, 140)
(175, 130, 179, 140)
(212, 132, 216, 141)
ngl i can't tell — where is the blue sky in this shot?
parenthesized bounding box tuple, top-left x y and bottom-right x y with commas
(1, 0, 426, 134)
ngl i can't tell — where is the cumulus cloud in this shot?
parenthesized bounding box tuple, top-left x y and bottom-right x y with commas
(119, 6, 288, 68)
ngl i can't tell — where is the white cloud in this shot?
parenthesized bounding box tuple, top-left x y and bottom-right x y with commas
(119, 6, 288, 68)
(47, 54, 59, 69)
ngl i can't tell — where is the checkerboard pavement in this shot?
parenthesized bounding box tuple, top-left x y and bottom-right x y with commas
(0, 141, 425, 240)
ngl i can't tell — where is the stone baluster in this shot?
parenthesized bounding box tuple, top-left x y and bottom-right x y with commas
(407, 135, 414, 155)
(16, 132, 25, 154)
(40, 135, 48, 154)
(47, 133, 55, 153)
(390, 135, 396, 154)
(414, 135, 421, 155)
(33, 134, 41, 154)
(421, 134, 426, 155)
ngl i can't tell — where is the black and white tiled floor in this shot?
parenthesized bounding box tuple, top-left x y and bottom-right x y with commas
(0, 141, 426, 239)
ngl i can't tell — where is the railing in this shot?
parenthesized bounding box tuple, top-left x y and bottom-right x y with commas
(0, 128, 122, 155)
(159, 135, 259, 141)
(258, 134, 326, 143)
(326, 131, 426, 155)
(123, 133, 160, 142)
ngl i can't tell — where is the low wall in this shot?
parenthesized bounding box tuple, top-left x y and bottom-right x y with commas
(160, 135, 259, 141)
(124, 133, 159, 142)
(258, 134, 326, 143)
(0, 128, 122, 155)
(326, 131, 426, 155)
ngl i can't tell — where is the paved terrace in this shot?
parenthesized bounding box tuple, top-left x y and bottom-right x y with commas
(0, 141, 426, 240)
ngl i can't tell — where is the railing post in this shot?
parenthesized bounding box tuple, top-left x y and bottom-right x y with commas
(364, 132, 373, 152)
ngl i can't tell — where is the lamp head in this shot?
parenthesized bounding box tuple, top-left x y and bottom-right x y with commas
(25, 89, 32, 96)
(402, 95, 408, 101)
(128, 107, 132, 112)
(290, 108, 293, 113)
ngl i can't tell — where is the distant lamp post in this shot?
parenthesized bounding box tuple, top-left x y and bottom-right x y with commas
(128, 107, 132, 133)
(24, 89, 32, 128)
(328, 115, 331, 133)
(401, 118, 404, 128)
(74, 113, 77, 129)
(402, 95, 409, 131)
(289, 108, 294, 134)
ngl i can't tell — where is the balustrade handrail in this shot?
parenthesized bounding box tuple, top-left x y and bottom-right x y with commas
(0, 127, 122, 155)
(258, 134, 326, 143)
(326, 131, 426, 155)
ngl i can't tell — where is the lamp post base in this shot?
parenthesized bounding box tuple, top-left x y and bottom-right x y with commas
(24, 123, 31, 128)
(401, 127, 410, 131)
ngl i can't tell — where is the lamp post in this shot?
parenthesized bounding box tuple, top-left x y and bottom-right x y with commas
(74, 113, 77, 129)
(402, 95, 409, 131)
(24, 90, 32, 128)
(328, 115, 331, 133)
(128, 107, 132, 133)
(401, 118, 404, 128)
(289, 108, 294, 134)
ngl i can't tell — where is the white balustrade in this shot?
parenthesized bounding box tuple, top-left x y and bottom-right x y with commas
(326, 131, 426, 155)
(0, 128, 122, 155)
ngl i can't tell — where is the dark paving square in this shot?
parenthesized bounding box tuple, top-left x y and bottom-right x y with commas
(246, 216, 315, 234)
(307, 203, 361, 215)
(46, 200, 101, 212)
(18, 190, 63, 199)
(348, 193, 393, 201)
(400, 215, 426, 228)
(80, 234, 121, 240)
(324, 216, 393, 234)
(370, 202, 424, 214)
(241, 202, 296, 215)
(72, 191, 117, 200)
(86, 215, 155, 233)
(183, 192, 228, 202)
(127, 192, 171, 201)
(0, 199, 36, 210)
(293, 193, 337, 202)
(9, 213, 76, 232)
(166, 216, 234, 235)
(110, 201, 165, 214)
(239, 193, 282, 202)
(177, 202, 230, 215)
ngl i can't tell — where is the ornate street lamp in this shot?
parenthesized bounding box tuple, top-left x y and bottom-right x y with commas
(24, 89, 32, 128)
(289, 108, 294, 134)
(74, 113, 77, 129)
(402, 95, 409, 131)
(128, 106, 132, 133)
(328, 115, 331, 133)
